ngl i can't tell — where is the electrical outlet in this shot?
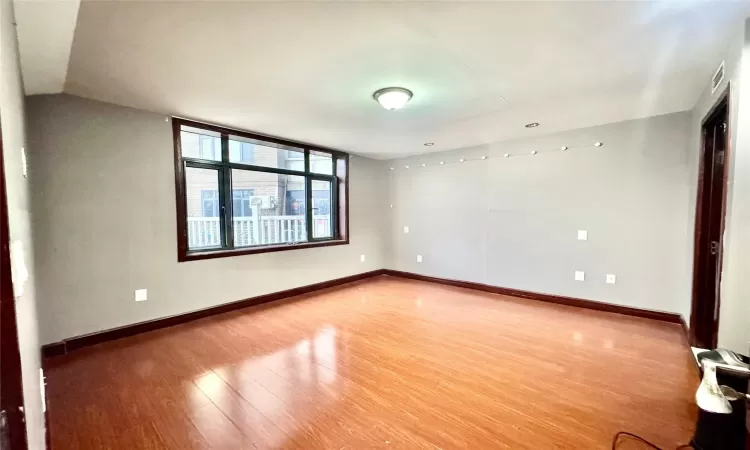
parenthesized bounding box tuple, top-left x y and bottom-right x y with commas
(360, 255, 366, 262)
(577, 230, 588, 241)
(135, 289, 148, 302)
(574, 271, 585, 281)
(403, 226, 410, 234)
(606, 274, 617, 284)
(417, 255, 423, 263)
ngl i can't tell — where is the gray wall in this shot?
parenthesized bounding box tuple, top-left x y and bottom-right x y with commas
(26, 94, 388, 345)
(1, 0, 45, 447)
(386, 112, 694, 318)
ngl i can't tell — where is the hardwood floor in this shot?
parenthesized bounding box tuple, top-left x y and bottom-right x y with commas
(45, 275, 698, 449)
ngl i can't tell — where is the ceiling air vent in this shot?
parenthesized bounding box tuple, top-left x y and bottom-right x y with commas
(712, 61, 725, 94)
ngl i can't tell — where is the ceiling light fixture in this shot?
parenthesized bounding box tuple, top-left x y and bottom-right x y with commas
(481, 156, 487, 160)
(594, 142, 603, 147)
(525, 122, 539, 128)
(531, 150, 538, 155)
(422, 163, 426, 167)
(459, 158, 465, 163)
(561, 146, 568, 151)
(504, 153, 510, 158)
(424, 142, 434, 147)
(373, 87, 413, 111)
(405, 165, 409, 169)
(440, 161, 445, 165)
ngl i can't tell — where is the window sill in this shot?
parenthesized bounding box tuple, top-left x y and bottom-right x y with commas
(179, 239, 349, 262)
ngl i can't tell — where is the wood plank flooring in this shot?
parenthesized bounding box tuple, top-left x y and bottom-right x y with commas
(44, 275, 699, 449)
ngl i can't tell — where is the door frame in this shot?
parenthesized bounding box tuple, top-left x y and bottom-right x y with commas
(689, 83, 731, 350)
(0, 121, 28, 448)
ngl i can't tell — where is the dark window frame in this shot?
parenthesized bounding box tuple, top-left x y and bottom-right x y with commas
(172, 117, 349, 262)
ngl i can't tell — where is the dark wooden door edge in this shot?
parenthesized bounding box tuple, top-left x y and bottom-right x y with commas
(381, 269, 683, 324)
(42, 269, 386, 359)
(0, 119, 29, 449)
(690, 84, 731, 349)
(677, 315, 703, 377)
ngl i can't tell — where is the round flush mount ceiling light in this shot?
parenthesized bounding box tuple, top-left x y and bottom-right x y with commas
(525, 122, 540, 128)
(373, 87, 413, 110)
(424, 142, 434, 147)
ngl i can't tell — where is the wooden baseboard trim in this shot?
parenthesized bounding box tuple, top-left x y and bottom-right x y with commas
(41, 269, 386, 359)
(42, 268, 687, 359)
(382, 269, 683, 324)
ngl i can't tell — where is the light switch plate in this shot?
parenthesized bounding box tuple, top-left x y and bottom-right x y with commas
(417, 255, 423, 263)
(403, 226, 410, 234)
(39, 368, 46, 413)
(21, 147, 27, 178)
(577, 230, 588, 241)
(575, 271, 585, 281)
(360, 255, 366, 262)
(606, 274, 616, 284)
(135, 289, 148, 302)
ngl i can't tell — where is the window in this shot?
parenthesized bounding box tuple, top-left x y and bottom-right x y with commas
(201, 190, 220, 217)
(233, 189, 254, 217)
(173, 117, 349, 261)
(229, 140, 255, 163)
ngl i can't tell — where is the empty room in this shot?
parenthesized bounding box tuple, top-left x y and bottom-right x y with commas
(2, 0, 750, 449)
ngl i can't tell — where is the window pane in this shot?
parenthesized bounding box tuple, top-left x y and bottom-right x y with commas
(229, 134, 303, 171)
(181, 126, 221, 161)
(231, 169, 307, 247)
(310, 151, 333, 175)
(186, 167, 222, 249)
(312, 179, 332, 239)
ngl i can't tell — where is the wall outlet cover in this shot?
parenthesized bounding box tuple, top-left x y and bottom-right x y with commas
(575, 271, 585, 281)
(577, 230, 588, 241)
(403, 226, 410, 233)
(606, 274, 617, 284)
(360, 255, 366, 262)
(135, 289, 148, 302)
(417, 255, 423, 263)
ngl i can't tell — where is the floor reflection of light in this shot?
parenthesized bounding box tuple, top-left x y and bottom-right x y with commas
(314, 327, 338, 384)
(194, 372, 226, 399)
(573, 332, 583, 344)
(296, 338, 311, 355)
(222, 331, 341, 449)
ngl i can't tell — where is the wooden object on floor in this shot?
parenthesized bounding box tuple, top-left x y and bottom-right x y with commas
(45, 276, 698, 449)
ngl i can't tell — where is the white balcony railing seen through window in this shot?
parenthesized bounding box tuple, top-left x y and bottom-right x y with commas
(187, 215, 331, 249)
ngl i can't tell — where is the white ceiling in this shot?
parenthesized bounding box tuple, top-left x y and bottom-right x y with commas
(22, 1, 750, 158)
(14, 0, 80, 94)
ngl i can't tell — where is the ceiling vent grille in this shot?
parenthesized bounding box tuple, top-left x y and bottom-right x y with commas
(712, 61, 725, 94)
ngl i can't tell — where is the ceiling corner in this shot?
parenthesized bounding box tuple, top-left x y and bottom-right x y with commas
(14, 0, 80, 95)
